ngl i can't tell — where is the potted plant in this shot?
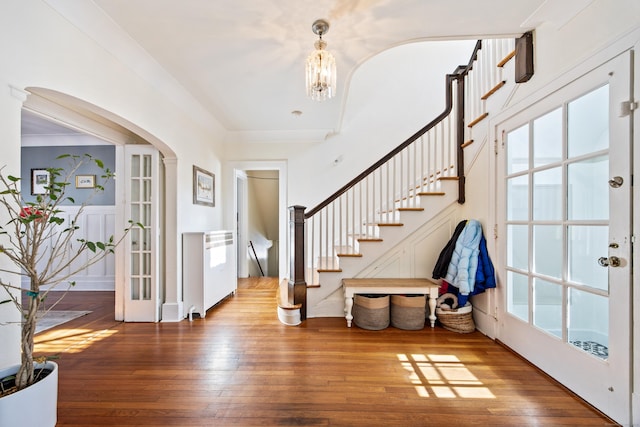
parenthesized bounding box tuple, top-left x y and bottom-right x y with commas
(0, 154, 138, 427)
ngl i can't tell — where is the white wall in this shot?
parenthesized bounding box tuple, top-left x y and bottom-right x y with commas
(0, 0, 228, 366)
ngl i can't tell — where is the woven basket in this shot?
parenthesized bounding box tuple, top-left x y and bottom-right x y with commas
(390, 294, 426, 330)
(353, 294, 390, 330)
(436, 302, 475, 333)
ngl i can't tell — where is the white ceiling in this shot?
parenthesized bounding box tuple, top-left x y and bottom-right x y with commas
(28, 0, 591, 142)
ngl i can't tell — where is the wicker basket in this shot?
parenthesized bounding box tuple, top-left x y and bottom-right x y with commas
(390, 294, 426, 330)
(353, 294, 390, 330)
(436, 302, 475, 333)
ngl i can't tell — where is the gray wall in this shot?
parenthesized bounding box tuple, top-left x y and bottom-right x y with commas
(20, 145, 116, 205)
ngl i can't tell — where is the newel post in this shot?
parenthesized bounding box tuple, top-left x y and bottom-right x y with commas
(289, 205, 307, 320)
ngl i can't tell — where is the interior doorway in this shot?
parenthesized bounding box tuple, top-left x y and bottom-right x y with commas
(231, 161, 287, 282)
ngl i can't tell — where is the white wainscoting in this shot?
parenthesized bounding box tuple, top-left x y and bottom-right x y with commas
(21, 205, 116, 291)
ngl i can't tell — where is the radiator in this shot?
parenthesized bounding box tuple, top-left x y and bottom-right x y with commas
(182, 230, 237, 318)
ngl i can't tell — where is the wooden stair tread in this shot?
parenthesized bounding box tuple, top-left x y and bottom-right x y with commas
(417, 191, 445, 196)
(481, 81, 506, 100)
(438, 176, 459, 181)
(468, 112, 489, 128)
(317, 269, 342, 273)
(461, 139, 474, 149)
(398, 207, 424, 211)
(357, 237, 383, 242)
(337, 253, 363, 258)
(497, 50, 516, 68)
(277, 279, 301, 310)
(377, 223, 403, 227)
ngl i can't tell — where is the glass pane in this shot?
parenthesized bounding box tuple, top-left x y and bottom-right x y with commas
(143, 253, 151, 275)
(533, 225, 562, 279)
(143, 179, 152, 202)
(143, 155, 152, 178)
(131, 278, 140, 300)
(143, 228, 151, 250)
(568, 226, 608, 291)
(131, 228, 140, 251)
(533, 167, 562, 220)
(131, 155, 140, 178)
(507, 271, 529, 321)
(568, 288, 608, 360)
(568, 85, 609, 158)
(533, 279, 562, 338)
(507, 175, 528, 221)
(143, 204, 151, 225)
(132, 253, 139, 275)
(567, 156, 608, 220)
(507, 124, 529, 174)
(533, 108, 562, 167)
(507, 225, 528, 271)
(131, 180, 140, 202)
(131, 205, 140, 223)
(143, 278, 151, 300)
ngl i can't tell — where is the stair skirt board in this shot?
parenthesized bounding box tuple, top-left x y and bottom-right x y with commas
(308, 288, 347, 318)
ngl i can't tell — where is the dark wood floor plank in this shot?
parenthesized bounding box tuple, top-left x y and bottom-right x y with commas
(32, 279, 618, 426)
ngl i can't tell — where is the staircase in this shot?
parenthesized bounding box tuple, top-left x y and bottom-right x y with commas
(280, 36, 523, 324)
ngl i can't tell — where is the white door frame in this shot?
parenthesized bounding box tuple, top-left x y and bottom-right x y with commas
(235, 170, 248, 278)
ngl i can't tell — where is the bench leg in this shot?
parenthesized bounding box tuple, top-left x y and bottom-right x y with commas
(428, 292, 437, 327)
(345, 295, 354, 327)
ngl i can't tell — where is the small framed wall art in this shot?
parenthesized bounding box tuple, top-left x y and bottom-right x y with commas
(193, 165, 215, 207)
(31, 168, 50, 195)
(75, 174, 96, 189)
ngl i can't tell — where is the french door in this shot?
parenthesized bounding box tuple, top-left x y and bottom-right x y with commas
(123, 145, 161, 322)
(496, 52, 632, 424)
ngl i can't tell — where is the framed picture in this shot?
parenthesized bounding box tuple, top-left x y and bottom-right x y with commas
(75, 174, 96, 189)
(31, 168, 50, 195)
(193, 165, 215, 207)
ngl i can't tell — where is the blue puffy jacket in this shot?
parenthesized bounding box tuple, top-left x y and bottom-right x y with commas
(444, 219, 482, 298)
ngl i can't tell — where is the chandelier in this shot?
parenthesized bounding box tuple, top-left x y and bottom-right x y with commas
(306, 19, 336, 101)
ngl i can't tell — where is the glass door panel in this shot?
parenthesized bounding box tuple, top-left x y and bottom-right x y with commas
(533, 278, 562, 338)
(568, 288, 609, 360)
(507, 271, 528, 322)
(567, 156, 608, 220)
(533, 107, 562, 167)
(568, 225, 608, 291)
(568, 85, 609, 158)
(532, 167, 562, 220)
(533, 225, 562, 279)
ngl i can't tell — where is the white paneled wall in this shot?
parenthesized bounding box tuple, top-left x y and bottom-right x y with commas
(21, 206, 116, 291)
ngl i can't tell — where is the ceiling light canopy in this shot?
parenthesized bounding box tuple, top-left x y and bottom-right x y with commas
(306, 19, 336, 102)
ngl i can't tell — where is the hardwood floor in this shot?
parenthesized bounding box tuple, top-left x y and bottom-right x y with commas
(34, 279, 618, 426)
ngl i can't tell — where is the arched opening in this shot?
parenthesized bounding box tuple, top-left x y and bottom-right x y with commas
(21, 88, 178, 322)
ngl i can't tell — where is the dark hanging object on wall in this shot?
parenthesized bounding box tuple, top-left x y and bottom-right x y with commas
(515, 31, 534, 83)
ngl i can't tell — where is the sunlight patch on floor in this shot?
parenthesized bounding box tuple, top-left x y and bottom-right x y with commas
(35, 328, 118, 354)
(398, 353, 495, 399)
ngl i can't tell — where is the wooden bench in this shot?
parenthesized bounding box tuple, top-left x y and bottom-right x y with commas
(342, 278, 440, 328)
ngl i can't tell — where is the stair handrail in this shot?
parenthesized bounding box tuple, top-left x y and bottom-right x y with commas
(305, 40, 482, 219)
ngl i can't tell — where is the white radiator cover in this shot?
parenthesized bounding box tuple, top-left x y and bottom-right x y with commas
(182, 231, 237, 318)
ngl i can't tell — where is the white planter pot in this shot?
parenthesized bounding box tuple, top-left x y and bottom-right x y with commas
(0, 361, 58, 427)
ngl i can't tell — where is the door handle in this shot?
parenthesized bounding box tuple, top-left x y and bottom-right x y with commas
(598, 256, 621, 267)
(608, 176, 623, 188)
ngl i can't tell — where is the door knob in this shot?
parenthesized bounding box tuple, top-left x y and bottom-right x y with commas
(598, 256, 621, 267)
(608, 176, 623, 188)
